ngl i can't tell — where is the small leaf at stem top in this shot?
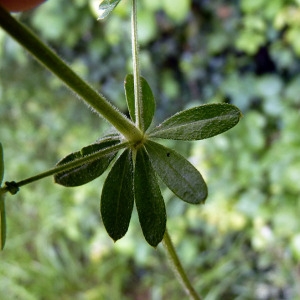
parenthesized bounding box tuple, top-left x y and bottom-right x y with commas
(145, 140, 207, 204)
(0, 193, 6, 250)
(124, 74, 156, 132)
(148, 103, 242, 140)
(98, 0, 122, 19)
(101, 149, 134, 241)
(54, 137, 121, 187)
(134, 146, 166, 247)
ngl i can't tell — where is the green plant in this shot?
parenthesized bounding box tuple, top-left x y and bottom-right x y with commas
(0, 1, 241, 299)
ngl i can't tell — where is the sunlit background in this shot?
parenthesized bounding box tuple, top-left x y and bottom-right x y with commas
(1, 0, 300, 299)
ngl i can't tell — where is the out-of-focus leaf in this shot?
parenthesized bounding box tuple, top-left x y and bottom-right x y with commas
(149, 103, 241, 140)
(0, 143, 3, 185)
(101, 149, 134, 241)
(54, 137, 121, 187)
(145, 140, 207, 204)
(134, 146, 166, 247)
(124, 74, 156, 131)
(0, 193, 6, 250)
(285, 75, 300, 104)
(235, 30, 265, 55)
(98, 0, 122, 19)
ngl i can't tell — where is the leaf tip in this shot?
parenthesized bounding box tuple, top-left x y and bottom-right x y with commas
(147, 238, 162, 248)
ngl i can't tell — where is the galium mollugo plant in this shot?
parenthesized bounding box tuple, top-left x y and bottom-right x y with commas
(0, 1, 241, 299)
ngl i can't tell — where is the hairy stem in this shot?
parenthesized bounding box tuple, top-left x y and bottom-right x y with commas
(162, 230, 203, 300)
(131, 0, 143, 131)
(0, 5, 143, 143)
(0, 142, 128, 194)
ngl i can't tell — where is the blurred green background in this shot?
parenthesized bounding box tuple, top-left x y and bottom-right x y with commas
(1, 0, 300, 299)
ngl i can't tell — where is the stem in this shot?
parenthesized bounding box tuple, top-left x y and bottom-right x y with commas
(162, 230, 203, 300)
(0, 5, 143, 143)
(131, 0, 143, 131)
(0, 141, 128, 194)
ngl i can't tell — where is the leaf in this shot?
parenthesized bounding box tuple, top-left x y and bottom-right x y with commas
(124, 74, 156, 131)
(148, 103, 242, 140)
(140, 76, 156, 131)
(134, 146, 166, 247)
(54, 137, 120, 187)
(98, 0, 122, 19)
(101, 149, 134, 241)
(0, 193, 6, 250)
(145, 140, 207, 204)
(124, 74, 135, 123)
(0, 142, 4, 185)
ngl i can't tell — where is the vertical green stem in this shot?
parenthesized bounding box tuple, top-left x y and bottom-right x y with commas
(131, 0, 143, 131)
(162, 230, 203, 300)
(0, 5, 143, 143)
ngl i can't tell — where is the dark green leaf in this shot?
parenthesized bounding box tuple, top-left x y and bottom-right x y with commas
(0, 193, 6, 250)
(148, 103, 241, 140)
(54, 137, 120, 187)
(145, 141, 207, 204)
(98, 0, 122, 19)
(124, 74, 156, 131)
(101, 149, 134, 241)
(0, 143, 4, 185)
(145, 140, 207, 204)
(134, 147, 166, 247)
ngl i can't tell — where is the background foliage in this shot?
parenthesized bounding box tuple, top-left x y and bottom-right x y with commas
(1, 0, 300, 299)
